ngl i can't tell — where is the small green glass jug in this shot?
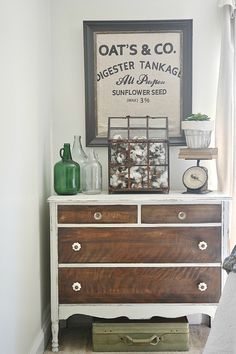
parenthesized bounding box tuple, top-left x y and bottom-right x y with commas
(54, 143, 80, 195)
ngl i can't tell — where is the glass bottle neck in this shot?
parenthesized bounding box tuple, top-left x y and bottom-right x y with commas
(60, 143, 72, 160)
(73, 135, 82, 146)
(73, 135, 87, 159)
(88, 149, 97, 161)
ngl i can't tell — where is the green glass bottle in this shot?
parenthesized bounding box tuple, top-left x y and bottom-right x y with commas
(54, 143, 80, 195)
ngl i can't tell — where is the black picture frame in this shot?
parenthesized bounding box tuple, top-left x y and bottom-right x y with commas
(83, 20, 192, 147)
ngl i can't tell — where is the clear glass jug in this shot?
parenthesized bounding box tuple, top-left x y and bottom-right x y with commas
(72, 135, 88, 192)
(82, 149, 102, 194)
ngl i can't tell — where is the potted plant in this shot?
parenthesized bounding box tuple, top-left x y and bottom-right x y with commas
(181, 113, 214, 148)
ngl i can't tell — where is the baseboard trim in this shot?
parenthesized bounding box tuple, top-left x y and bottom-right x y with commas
(30, 305, 51, 354)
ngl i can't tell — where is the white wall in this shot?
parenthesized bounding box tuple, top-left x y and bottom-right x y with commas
(51, 0, 221, 191)
(0, 1, 52, 353)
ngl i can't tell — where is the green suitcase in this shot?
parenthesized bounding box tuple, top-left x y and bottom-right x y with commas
(92, 317, 189, 352)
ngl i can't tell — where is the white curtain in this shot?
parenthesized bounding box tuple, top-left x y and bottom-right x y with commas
(216, 0, 236, 248)
(204, 3, 236, 353)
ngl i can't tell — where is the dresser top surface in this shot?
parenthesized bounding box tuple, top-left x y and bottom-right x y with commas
(48, 191, 231, 204)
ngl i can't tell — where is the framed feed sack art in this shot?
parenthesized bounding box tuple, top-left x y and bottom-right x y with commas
(83, 20, 192, 146)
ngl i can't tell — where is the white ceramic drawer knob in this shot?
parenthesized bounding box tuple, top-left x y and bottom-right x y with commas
(198, 241, 208, 251)
(178, 211, 186, 220)
(198, 282, 207, 292)
(72, 242, 81, 252)
(72, 282, 81, 292)
(94, 211, 102, 221)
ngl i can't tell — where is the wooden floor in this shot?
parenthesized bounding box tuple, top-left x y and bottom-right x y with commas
(45, 321, 210, 354)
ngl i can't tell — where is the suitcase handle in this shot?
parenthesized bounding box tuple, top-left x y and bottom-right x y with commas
(121, 334, 160, 346)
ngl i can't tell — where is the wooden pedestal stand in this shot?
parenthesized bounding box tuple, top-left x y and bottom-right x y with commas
(178, 148, 218, 161)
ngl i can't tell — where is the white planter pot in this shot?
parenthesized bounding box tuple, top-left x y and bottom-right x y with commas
(181, 120, 214, 148)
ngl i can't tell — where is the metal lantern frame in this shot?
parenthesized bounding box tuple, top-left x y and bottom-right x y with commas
(108, 116, 169, 194)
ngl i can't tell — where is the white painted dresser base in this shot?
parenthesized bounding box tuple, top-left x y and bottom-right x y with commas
(49, 191, 230, 352)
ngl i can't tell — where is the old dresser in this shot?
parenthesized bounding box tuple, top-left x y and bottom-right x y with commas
(48, 192, 230, 352)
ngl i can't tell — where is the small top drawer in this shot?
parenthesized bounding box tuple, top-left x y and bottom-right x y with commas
(58, 205, 137, 224)
(141, 204, 221, 223)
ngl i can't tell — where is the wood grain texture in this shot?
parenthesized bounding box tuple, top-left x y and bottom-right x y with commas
(58, 227, 221, 263)
(141, 204, 221, 223)
(58, 205, 137, 224)
(58, 267, 221, 304)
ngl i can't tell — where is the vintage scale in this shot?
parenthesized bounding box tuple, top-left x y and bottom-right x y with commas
(178, 148, 218, 194)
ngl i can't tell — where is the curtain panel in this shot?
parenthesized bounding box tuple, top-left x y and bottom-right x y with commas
(217, 0, 236, 248)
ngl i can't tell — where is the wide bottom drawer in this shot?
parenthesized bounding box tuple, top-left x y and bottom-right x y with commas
(58, 267, 221, 304)
(92, 317, 189, 352)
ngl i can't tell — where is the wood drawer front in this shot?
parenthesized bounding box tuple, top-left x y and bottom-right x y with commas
(58, 227, 221, 263)
(58, 267, 221, 304)
(141, 204, 221, 224)
(58, 205, 137, 224)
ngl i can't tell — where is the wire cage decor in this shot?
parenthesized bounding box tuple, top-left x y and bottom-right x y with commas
(108, 116, 169, 194)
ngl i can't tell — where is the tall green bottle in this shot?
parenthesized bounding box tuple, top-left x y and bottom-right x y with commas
(54, 143, 80, 195)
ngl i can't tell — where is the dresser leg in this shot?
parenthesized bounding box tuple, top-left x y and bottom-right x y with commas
(209, 315, 214, 328)
(51, 321, 59, 352)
